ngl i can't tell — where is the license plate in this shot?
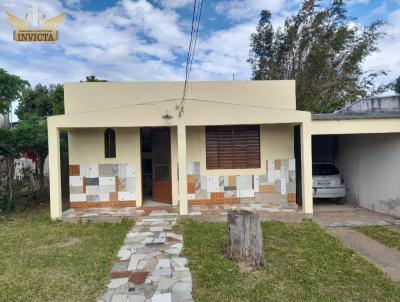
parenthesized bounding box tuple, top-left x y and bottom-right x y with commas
(317, 181, 330, 186)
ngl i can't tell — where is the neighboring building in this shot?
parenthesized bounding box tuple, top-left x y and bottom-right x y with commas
(47, 82, 400, 219)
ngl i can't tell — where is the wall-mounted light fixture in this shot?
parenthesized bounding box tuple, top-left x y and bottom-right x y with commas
(162, 109, 173, 120)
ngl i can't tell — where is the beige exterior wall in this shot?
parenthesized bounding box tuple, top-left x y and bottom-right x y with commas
(68, 127, 179, 207)
(186, 124, 294, 176)
(64, 81, 296, 114)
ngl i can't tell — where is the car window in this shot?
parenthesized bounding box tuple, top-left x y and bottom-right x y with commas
(312, 164, 339, 176)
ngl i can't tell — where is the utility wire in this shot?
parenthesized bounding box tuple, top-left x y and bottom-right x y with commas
(178, 0, 204, 116)
(55, 97, 301, 117)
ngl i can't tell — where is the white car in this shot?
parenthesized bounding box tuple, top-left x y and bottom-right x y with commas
(312, 163, 346, 200)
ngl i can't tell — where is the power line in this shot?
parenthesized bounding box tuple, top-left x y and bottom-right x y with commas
(178, 0, 204, 116)
(54, 97, 301, 117)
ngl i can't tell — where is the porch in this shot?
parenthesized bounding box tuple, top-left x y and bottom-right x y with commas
(47, 87, 314, 219)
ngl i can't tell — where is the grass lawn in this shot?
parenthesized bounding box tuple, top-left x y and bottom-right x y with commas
(178, 220, 400, 302)
(0, 210, 133, 302)
(357, 226, 400, 251)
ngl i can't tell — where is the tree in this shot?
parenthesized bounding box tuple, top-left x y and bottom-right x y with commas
(82, 75, 108, 82)
(249, 0, 388, 113)
(0, 68, 29, 114)
(14, 118, 48, 182)
(16, 84, 64, 120)
(395, 76, 400, 94)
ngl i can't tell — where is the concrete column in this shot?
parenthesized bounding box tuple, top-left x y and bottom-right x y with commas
(177, 124, 188, 215)
(301, 122, 313, 216)
(48, 122, 62, 219)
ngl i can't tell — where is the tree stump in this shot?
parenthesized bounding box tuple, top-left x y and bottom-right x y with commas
(227, 210, 265, 267)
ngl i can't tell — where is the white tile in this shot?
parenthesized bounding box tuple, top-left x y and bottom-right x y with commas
(289, 158, 296, 171)
(268, 159, 275, 171)
(69, 176, 83, 187)
(187, 194, 195, 200)
(86, 185, 99, 195)
(99, 193, 110, 201)
(253, 175, 259, 192)
(281, 165, 288, 179)
(206, 176, 219, 192)
(119, 163, 127, 178)
(238, 189, 255, 198)
(99, 177, 115, 186)
(267, 170, 275, 184)
(89, 164, 98, 177)
(236, 175, 252, 190)
(186, 162, 195, 175)
(79, 165, 87, 177)
(118, 191, 135, 201)
(126, 177, 136, 191)
(274, 170, 281, 181)
(126, 164, 135, 177)
(70, 193, 86, 201)
(280, 178, 287, 194)
(99, 185, 115, 193)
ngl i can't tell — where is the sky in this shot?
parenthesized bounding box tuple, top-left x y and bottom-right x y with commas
(0, 0, 399, 89)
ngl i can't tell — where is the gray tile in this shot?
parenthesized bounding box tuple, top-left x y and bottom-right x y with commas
(195, 191, 209, 200)
(86, 177, 99, 186)
(86, 194, 99, 201)
(219, 176, 224, 187)
(224, 186, 236, 191)
(193, 161, 200, 175)
(99, 164, 119, 177)
(195, 175, 201, 191)
(258, 175, 268, 184)
(100, 185, 116, 193)
(224, 190, 236, 198)
(70, 186, 84, 194)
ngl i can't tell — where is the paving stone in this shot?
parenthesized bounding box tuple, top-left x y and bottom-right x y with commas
(150, 227, 164, 232)
(111, 294, 128, 302)
(151, 293, 172, 302)
(129, 272, 149, 285)
(171, 282, 192, 302)
(108, 278, 129, 289)
(128, 254, 146, 271)
(118, 249, 132, 261)
(157, 277, 177, 290)
(127, 295, 146, 302)
(112, 262, 129, 272)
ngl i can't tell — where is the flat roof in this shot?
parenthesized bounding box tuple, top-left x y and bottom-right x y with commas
(312, 113, 400, 120)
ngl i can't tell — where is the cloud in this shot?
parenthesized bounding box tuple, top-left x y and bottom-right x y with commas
(157, 0, 193, 9)
(215, 0, 287, 21)
(362, 8, 400, 89)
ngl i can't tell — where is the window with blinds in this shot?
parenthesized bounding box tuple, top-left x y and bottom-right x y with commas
(205, 125, 261, 169)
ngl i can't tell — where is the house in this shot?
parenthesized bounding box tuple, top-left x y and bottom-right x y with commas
(47, 81, 400, 219)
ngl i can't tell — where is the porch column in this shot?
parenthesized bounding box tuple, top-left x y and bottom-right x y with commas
(301, 122, 313, 216)
(48, 122, 62, 219)
(177, 124, 188, 215)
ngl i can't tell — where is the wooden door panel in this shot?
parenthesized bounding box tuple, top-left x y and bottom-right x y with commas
(152, 128, 172, 203)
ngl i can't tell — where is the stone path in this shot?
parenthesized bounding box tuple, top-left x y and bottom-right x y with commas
(98, 210, 193, 302)
(327, 227, 400, 281)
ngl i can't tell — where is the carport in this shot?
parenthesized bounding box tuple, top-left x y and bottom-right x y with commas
(310, 115, 400, 218)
